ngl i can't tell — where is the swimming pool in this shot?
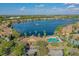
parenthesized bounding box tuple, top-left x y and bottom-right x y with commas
(47, 37, 61, 43)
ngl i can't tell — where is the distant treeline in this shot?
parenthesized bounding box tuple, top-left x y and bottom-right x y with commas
(0, 15, 79, 20)
(19, 15, 79, 19)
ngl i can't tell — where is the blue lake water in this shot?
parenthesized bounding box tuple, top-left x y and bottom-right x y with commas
(12, 19, 79, 36)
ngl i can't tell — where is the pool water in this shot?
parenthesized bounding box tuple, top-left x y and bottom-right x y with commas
(48, 37, 60, 43)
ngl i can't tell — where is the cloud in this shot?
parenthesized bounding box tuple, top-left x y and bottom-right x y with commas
(17, 4, 79, 15)
(20, 6, 26, 11)
(65, 4, 79, 11)
(67, 4, 75, 8)
(35, 4, 45, 8)
(64, 3, 79, 5)
(69, 8, 79, 11)
(51, 7, 58, 9)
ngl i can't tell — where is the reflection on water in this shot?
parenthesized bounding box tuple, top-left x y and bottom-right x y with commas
(12, 19, 79, 36)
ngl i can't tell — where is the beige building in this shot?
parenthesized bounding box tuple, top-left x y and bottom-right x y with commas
(61, 25, 73, 35)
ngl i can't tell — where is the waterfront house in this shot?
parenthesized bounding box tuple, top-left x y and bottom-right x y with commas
(61, 25, 73, 35)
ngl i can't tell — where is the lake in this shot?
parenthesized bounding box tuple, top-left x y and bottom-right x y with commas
(12, 19, 79, 36)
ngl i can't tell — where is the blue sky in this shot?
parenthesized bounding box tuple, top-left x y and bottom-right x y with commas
(0, 3, 79, 15)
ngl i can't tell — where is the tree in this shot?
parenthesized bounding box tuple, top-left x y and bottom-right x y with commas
(37, 41, 48, 56)
(12, 29, 20, 38)
(43, 30, 47, 37)
(0, 38, 14, 55)
(10, 42, 25, 56)
(63, 47, 70, 56)
(0, 16, 4, 23)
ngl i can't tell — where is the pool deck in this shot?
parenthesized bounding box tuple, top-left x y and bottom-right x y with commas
(47, 36, 63, 43)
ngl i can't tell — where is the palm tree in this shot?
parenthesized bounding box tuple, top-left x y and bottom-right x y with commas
(38, 33, 41, 37)
(43, 30, 47, 37)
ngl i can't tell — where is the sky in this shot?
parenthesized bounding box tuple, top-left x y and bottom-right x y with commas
(0, 3, 79, 15)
